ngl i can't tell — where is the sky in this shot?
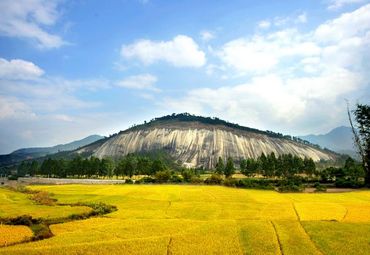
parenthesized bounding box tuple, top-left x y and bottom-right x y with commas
(0, 0, 370, 154)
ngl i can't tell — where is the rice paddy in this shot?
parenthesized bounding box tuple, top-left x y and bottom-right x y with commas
(0, 185, 369, 254)
(0, 225, 33, 247)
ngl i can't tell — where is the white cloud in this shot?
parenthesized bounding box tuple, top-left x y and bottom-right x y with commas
(121, 35, 206, 67)
(200, 30, 215, 41)
(163, 4, 370, 134)
(116, 74, 159, 91)
(258, 20, 271, 29)
(53, 114, 74, 122)
(296, 13, 307, 23)
(0, 58, 44, 80)
(218, 29, 320, 73)
(0, 0, 66, 48)
(163, 68, 363, 133)
(0, 95, 35, 120)
(315, 3, 370, 43)
(327, 0, 368, 10)
(0, 77, 103, 114)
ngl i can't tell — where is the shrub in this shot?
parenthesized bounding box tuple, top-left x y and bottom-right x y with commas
(181, 169, 194, 182)
(155, 170, 171, 183)
(170, 175, 183, 183)
(125, 178, 133, 184)
(335, 178, 364, 188)
(137, 176, 156, 184)
(224, 178, 238, 187)
(31, 191, 57, 206)
(190, 176, 203, 184)
(236, 179, 275, 190)
(204, 174, 223, 185)
(30, 223, 53, 240)
(7, 175, 18, 180)
(313, 182, 327, 192)
(277, 177, 304, 192)
(3, 215, 38, 226)
(84, 202, 118, 216)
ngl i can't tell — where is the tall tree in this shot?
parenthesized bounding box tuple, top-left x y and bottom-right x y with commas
(349, 103, 370, 186)
(100, 158, 114, 177)
(303, 157, 315, 177)
(151, 159, 166, 175)
(215, 157, 224, 175)
(29, 161, 39, 176)
(224, 157, 235, 178)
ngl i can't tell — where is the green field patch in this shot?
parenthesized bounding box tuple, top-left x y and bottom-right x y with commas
(302, 221, 370, 255)
(238, 220, 280, 255)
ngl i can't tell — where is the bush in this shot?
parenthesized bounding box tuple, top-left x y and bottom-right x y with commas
(137, 176, 156, 184)
(125, 178, 133, 184)
(278, 184, 303, 192)
(31, 191, 57, 206)
(30, 223, 53, 240)
(170, 175, 183, 183)
(3, 215, 38, 226)
(277, 177, 304, 192)
(68, 213, 88, 220)
(313, 182, 327, 192)
(181, 169, 194, 182)
(204, 174, 223, 185)
(190, 176, 203, 184)
(80, 202, 118, 216)
(224, 178, 238, 187)
(8, 175, 18, 180)
(335, 178, 364, 188)
(155, 170, 171, 183)
(236, 179, 275, 190)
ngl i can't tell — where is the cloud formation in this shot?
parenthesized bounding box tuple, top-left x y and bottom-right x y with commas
(166, 4, 370, 134)
(0, 58, 44, 80)
(116, 74, 159, 91)
(0, 0, 66, 48)
(327, 0, 368, 10)
(121, 35, 206, 67)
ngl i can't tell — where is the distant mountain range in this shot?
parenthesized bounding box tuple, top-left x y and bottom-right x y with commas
(299, 126, 358, 158)
(0, 135, 103, 166)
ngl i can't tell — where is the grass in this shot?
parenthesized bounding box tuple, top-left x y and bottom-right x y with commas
(0, 185, 369, 254)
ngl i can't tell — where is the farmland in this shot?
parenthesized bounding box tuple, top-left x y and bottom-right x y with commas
(0, 185, 369, 254)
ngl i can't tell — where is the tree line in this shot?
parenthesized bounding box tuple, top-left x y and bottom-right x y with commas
(213, 153, 316, 179)
(15, 155, 169, 178)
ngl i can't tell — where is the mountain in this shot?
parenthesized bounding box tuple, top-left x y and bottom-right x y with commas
(299, 126, 357, 157)
(76, 114, 337, 169)
(0, 135, 104, 166)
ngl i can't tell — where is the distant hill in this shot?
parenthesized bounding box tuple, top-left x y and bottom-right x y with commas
(299, 126, 358, 158)
(0, 135, 104, 166)
(76, 113, 338, 169)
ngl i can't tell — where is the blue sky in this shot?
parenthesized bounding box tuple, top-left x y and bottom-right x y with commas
(0, 0, 369, 154)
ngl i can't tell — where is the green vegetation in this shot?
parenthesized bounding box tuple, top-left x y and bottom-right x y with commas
(7, 150, 367, 192)
(348, 103, 370, 186)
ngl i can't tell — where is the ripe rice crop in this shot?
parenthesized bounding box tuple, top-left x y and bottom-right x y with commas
(0, 225, 33, 247)
(0, 185, 369, 254)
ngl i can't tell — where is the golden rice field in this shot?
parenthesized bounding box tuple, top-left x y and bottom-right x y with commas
(0, 225, 33, 247)
(0, 185, 369, 254)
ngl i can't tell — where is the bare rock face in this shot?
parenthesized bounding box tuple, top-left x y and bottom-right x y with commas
(84, 121, 336, 169)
